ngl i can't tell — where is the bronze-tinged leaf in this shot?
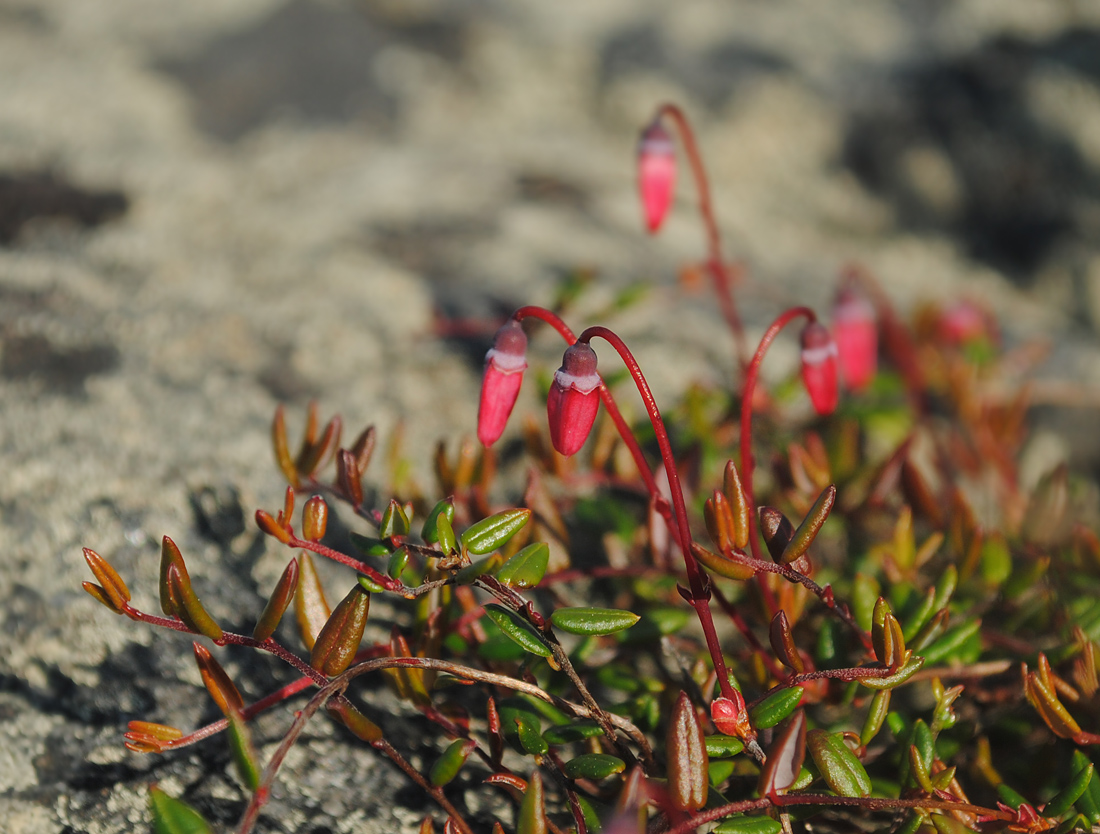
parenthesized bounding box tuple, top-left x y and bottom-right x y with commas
(327, 700, 383, 742)
(159, 536, 190, 617)
(336, 449, 364, 508)
(255, 509, 292, 544)
(759, 508, 795, 564)
(690, 542, 756, 581)
(781, 484, 836, 564)
(168, 564, 223, 641)
(294, 552, 331, 651)
(723, 460, 751, 550)
(350, 424, 376, 475)
(667, 692, 708, 811)
(769, 611, 804, 673)
(302, 495, 329, 542)
(193, 643, 244, 716)
(82, 548, 130, 610)
(82, 582, 124, 614)
(487, 696, 504, 766)
(517, 771, 548, 834)
(253, 559, 299, 642)
(310, 585, 370, 676)
(705, 490, 734, 551)
(758, 710, 806, 797)
(272, 404, 299, 487)
(387, 627, 431, 706)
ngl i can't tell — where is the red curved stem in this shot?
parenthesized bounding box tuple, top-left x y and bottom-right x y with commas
(578, 324, 735, 700)
(657, 103, 749, 371)
(739, 306, 816, 562)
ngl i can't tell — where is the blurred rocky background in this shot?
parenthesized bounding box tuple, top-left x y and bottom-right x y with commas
(3, 1, 1100, 831)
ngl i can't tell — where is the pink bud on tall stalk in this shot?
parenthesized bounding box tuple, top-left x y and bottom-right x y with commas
(800, 321, 839, 416)
(547, 342, 601, 457)
(832, 286, 877, 391)
(637, 120, 676, 234)
(477, 319, 528, 447)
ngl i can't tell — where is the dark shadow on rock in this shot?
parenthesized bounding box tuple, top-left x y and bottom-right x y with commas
(190, 483, 247, 548)
(842, 28, 1100, 281)
(0, 333, 120, 395)
(0, 170, 128, 244)
(157, 0, 471, 141)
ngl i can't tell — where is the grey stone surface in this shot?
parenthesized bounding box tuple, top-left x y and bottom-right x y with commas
(3, 1, 1100, 831)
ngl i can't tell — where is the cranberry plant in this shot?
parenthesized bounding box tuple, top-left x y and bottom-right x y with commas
(83, 104, 1100, 834)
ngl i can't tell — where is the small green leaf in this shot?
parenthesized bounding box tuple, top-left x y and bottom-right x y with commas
(996, 783, 1028, 809)
(705, 734, 745, 758)
(750, 686, 804, 729)
(461, 509, 531, 555)
(378, 499, 410, 538)
(709, 759, 736, 786)
(349, 532, 392, 557)
(1072, 751, 1100, 823)
(1045, 763, 1095, 818)
(483, 604, 552, 658)
(429, 738, 476, 787)
(421, 498, 456, 544)
(357, 574, 387, 594)
(563, 753, 626, 780)
(496, 543, 550, 588)
(860, 689, 891, 746)
(921, 619, 982, 665)
(550, 607, 640, 636)
(1052, 814, 1089, 834)
(436, 512, 457, 554)
(149, 787, 213, 834)
(806, 729, 872, 797)
(544, 721, 604, 744)
(714, 816, 782, 834)
(227, 713, 261, 791)
(514, 713, 550, 756)
(387, 547, 410, 579)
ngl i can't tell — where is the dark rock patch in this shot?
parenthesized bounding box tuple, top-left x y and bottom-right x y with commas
(0, 171, 128, 244)
(0, 333, 120, 394)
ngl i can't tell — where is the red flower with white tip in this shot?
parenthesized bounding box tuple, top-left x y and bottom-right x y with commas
(547, 342, 601, 457)
(637, 120, 676, 234)
(477, 320, 528, 447)
(832, 286, 877, 391)
(800, 321, 839, 416)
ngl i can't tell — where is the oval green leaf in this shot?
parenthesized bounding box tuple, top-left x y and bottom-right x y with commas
(150, 787, 213, 834)
(429, 738, 475, 787)
(550, 607, 640, 636)
(1046, 763, 1095, 818)
(461, 509, 531, 555)
(714, 816, 782, 834)
(563, 753, 626, 780)
(706, 734, 746, 758)
(421, 498, 456, 544)
(806, 729, 871, 797)
(483, 604, 552, 658)
(496, 542, 550, 588)
(544, 721, 604, 745)
(750, 686, 804, 729)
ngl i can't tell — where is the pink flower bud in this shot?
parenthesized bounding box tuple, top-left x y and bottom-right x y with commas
(800, 321, 839, 416)
(710, 690, 749, 738)
(477, 320, 527, 447)
(547, 342, 601, 457)
(832, 286, 877, 391)
(939, 301, 986, 345)
(638, 120, 676, 234)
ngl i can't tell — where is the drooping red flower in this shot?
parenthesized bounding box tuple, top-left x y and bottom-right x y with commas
(547, 342, 601, 457)
(800, 321, 839, 416)
(832, 285, 877, 391)
(477, 320, 528, 447)
(637, 120, 676, 234)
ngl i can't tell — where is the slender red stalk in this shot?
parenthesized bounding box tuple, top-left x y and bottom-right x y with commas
(656, 103, 749, 371)
(577, 325, 735, 700)
(739, 306, 816, 563)
(512, 305, 673, 525)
